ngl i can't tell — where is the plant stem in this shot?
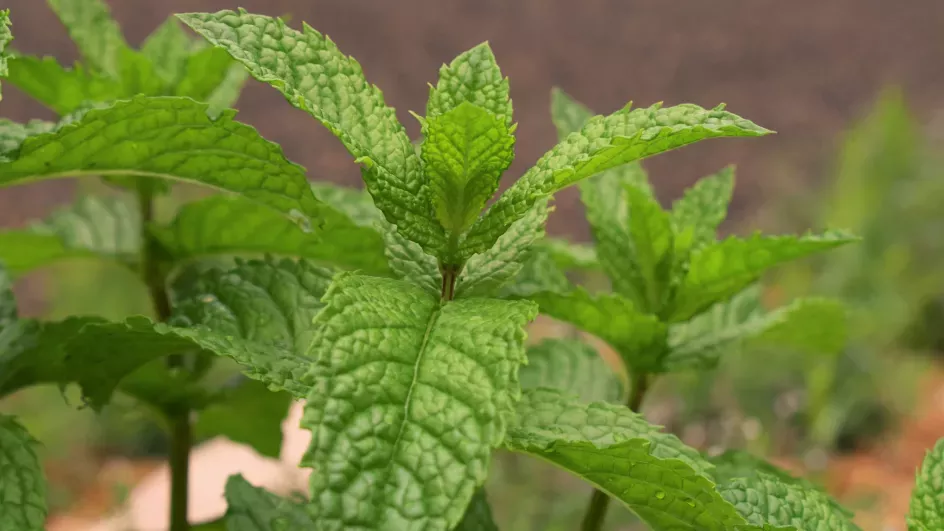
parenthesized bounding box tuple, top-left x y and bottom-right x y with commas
(137, 188, 190, 531)
(580, 371, 650, 531)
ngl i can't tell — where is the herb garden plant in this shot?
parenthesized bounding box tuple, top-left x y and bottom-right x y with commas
(0, 4, 942, 531)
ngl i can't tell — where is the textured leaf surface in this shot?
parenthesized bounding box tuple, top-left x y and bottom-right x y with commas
(153, 194, 389, 275)
(423, 102, 514, 237)
(668, 231, 857, 322)
(539, 238, 599, 272)
(223, 475, 313, 531)
(908, 437, 944, 531)
(551, 88, 653, 304)
(0, 120, 56, 161)
(520, 339, 623, 403)
(0, 9, 10, 100)
(0, 196, 139, 277)
(462, 100, 771, 258)
(47, 0, 129, 78)
(505, 389, 747, 530)
(300, 274, 536, 530)
(456, 200, 548, 299)
(179, 10, 446, 254)
(0, 415, 47, 531)
(499, 246, 570, 299)
(195, 378, 292, 459)
(382, 221, 441, 296)
(427, 42, 511, 126)
(528, 288, 667, 372)
(670, 166, 735, 250)
(0, 97, 331, 233)
(454, 489, 500, 531)
(59, 258, 333, 408)
(718, 472, 860, 531)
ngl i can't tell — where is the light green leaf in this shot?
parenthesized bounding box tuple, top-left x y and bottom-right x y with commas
(195, 378, 293, 459)
(463, 101, 770, 258)
(0, 120, 56, 161)
(0, 415, 47, 531)
(520, 339, 623, 403)
(538, 237, 599, 272)
(527, 288, 668, 372)
(300, 274, 537, 530)
(140, 17, 192, 87)
(499, 246, 570, 299)
(504, 388, 749, 530)
(454, 489, 500, 531)
(456, 199, 549, 299)
(382, 221, 442, 295)
(153, 195, 390, 275)
(4, 56, 121, 114)
(114, 47, 165, 100)
(908, 437, 944, 531)
(309, 182, 382, 225)
(179, 10, 445, 254)
(0, 195, 139, 277)
(223, 475, 313, 531)
(718, 472, 860, 531)
(668, 231, 858, 322)
(47, 0, 129, 79)
(204, 62, 249, 115)
(427, 42, 512, 126)
(58, 258, 334, 409)
(625, 184, 674, 312)
(423, 102, 515, 238)
(550, 89, 654, 303)
(670, 165, 735, 250)
(0, 10, 13, 101)
(0, 97, 331, 233)
(173, 46, 239, 103)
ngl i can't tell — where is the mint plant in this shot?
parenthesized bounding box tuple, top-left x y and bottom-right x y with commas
(1, 5, 939, 531)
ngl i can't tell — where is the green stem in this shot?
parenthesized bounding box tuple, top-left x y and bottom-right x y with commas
(137, 188, 190, 531)
(580, 371, 650, 531)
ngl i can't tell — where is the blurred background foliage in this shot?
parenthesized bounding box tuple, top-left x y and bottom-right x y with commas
(3, 1, 944, 529)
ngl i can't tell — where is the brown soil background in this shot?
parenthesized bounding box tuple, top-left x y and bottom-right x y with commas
(4, 0, 944, 236)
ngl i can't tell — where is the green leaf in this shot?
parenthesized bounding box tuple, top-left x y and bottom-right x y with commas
(113, 47, 165, 100)
(463, 100, 770, 259)
(908, 437, 944, 531)
(499, 246, 570, 299)
(4, 56, 121, 115)
(0, 415, 47, 531)
(538, 237, 599, 272)
(300, 274, 537, 530)
(153, 194, 390, 275)
(0, 195, 139, 277)
(455, 199, 549, 299)
(223, 475, 313, 530)
(140, 17, 192, 87)
(550, 88, 654, 303)
(423, 102, 515, 238)
(718, 472, 860, 531)
(668, 231, 858, 322)
(195, 378, 293, 459)
(0, 261, 15, 327)
(670, 165, 735, 250)
(527, 288, 668, 372)
(454, 489, 500, 531)
(0, 96, 331, 233)
(47, 0, 129, 79)
(57, 258, 334, 409)
(625, 184, 674, 312)
(0, 9, 13, 101)
(173, 46, 240, 103)
(427, 42, 512, 126)
(709, 449, 853, 519)
(520, 339, 623, 403)
(504, 388, 749, 530)
(179, 10, 446, 254)
(0, 120, 56, 161)
(0, 317, 103, 399)
(381, 221, 442, 296)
